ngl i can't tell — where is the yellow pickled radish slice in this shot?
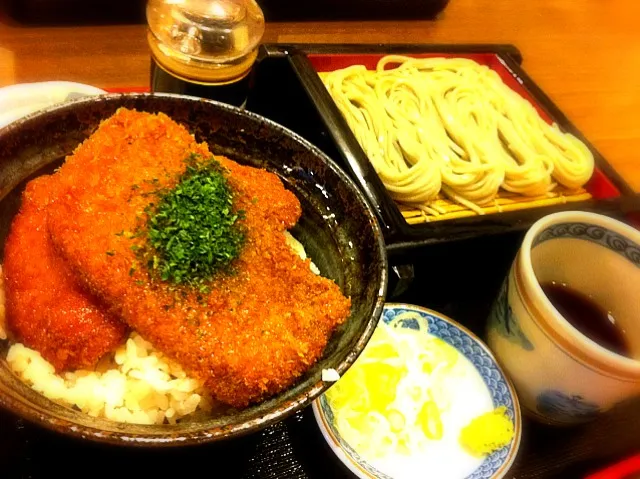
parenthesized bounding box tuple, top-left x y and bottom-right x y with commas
(386, 409, 406, 433)
(416, 400, 444, 440)
(325, 312, 455, 458)
(366, 341, 400, 361)
(361, 363, 405, 412)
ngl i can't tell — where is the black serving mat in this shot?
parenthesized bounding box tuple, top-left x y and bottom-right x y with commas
(1, 48, 639, 478)
(1, 233, 639, 478)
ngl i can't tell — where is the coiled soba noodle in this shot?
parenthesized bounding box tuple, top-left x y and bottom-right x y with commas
(322, 56, 594, 215)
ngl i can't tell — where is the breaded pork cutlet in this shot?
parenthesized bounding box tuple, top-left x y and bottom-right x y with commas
(46, 108, 351, 407)
(2, 176, 127, 371)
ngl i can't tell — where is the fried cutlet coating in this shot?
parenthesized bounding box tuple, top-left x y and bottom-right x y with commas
(2, 176, 127, 371)
(47, 109, 351, 407)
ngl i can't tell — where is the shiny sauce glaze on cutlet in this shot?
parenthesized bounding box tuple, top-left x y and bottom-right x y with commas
(3, 176, 127, 371)
(45, 108, 351, 408)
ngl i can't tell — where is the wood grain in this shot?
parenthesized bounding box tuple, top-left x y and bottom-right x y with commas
(0, 0, 638, 189)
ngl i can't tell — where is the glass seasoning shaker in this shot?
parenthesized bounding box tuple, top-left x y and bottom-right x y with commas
(146, 0, 265, 106)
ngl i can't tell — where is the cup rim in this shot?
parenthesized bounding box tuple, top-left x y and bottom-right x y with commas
(519, 211, 640, 379)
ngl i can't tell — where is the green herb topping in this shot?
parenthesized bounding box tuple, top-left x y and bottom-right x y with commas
(138, 154, 245, 289)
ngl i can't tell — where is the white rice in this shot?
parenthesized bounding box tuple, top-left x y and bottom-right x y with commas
(1, 232, 316, 425)
(6, 333, 212, 425)
(284, 231, 320, 275)
(2, 263, 211, 425)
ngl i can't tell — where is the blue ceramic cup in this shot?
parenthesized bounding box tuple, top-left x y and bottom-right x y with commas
(487, 211, 640, 425)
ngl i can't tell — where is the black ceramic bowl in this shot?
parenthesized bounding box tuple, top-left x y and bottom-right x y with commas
(0, 93, 387, 446)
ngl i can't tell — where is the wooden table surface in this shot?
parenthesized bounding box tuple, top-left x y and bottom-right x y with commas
(0, 0, 639, 189)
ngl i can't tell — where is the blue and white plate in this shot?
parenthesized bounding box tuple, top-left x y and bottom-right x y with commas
(313, 303, 521, 479)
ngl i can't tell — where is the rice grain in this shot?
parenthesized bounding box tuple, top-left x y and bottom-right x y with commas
(6, 332, 213, 425)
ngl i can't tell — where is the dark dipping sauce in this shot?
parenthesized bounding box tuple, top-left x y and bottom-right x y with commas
(541, 282, 631, 358)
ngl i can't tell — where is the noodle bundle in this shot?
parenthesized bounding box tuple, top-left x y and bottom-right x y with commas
(322, 56, 594, 218)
